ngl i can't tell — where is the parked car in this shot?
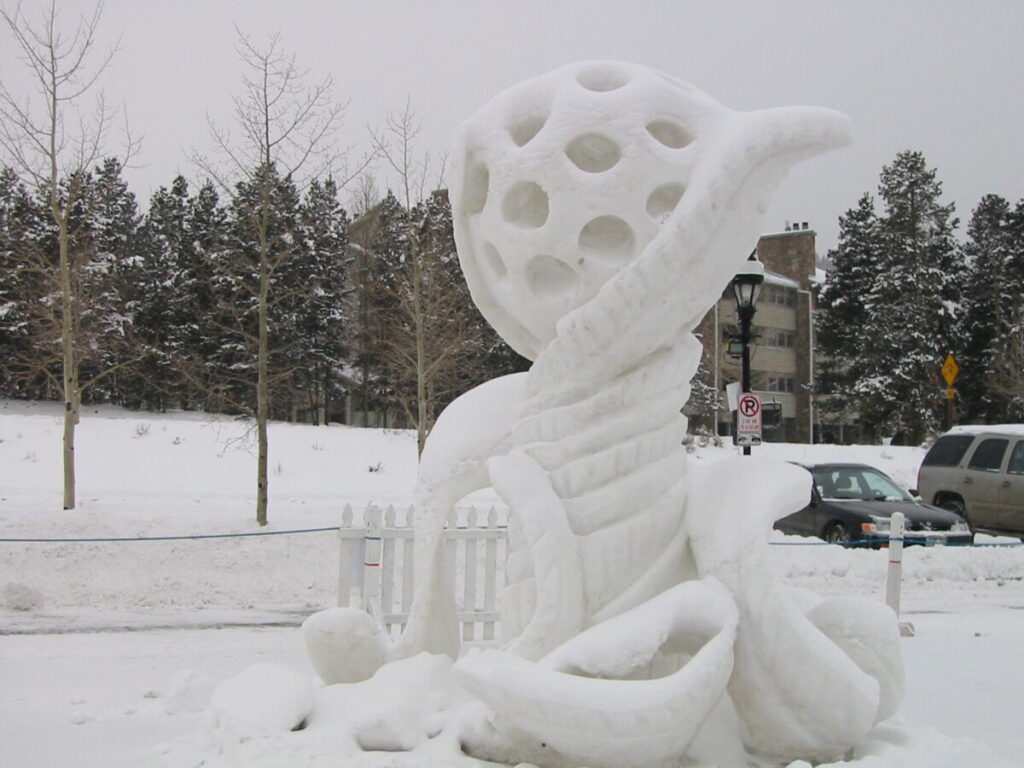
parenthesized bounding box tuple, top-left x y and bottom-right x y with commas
(775, 462, 972, 547)
(916, 426, 1024, 540)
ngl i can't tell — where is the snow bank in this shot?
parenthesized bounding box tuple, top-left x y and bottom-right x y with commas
(2, 401, 1019, 621)
(2, 402, 1022, 767)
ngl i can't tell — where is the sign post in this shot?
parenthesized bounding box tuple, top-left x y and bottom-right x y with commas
(941, 354, 959, 430)
(736, 392, 763, 453)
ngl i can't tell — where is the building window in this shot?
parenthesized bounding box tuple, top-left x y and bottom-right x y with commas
(762, 285, 797, 307)
(762, 402, 783, 428)
(762, 328, 796, 349)
(721, 324, 795, 350)
(764, 375, 795, 393)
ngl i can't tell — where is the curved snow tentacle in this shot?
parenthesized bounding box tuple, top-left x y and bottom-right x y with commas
(456, 578, 739, 768)
(488, 450, 584, 660)
(687, 457, 904, 761)
(807, 596, 905, 725)
(393, 373, 527, 661)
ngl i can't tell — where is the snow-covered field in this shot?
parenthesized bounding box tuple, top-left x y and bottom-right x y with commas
(2, 400, 1022, 767)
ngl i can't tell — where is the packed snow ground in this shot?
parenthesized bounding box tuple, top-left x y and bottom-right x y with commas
(1, 400, 1022, 767)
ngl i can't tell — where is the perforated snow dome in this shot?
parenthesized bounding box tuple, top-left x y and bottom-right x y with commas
(450, 61, 723, 360)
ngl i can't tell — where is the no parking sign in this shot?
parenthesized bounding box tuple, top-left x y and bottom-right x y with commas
(736, 393, 762, 446)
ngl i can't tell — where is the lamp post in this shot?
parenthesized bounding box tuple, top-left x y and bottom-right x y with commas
(732, 252, 764, 455)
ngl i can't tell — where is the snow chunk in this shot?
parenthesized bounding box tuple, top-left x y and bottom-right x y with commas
(210, 662, 314, 734)
(306, 653, 470, 753)
(2, 582, 42, 610)
(303, 607, 387, 684)
(163, 668, 216, 715)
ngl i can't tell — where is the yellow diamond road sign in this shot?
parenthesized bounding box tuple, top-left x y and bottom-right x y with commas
(942, 354, 959, 386)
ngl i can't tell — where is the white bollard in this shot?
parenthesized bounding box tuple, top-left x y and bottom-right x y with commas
(363, 505, 384, 627)
(885, 512, 914, 637)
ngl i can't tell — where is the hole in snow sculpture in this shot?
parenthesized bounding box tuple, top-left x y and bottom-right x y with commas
(301, 60, 905, 768)
(646, 119, 693, 149)
(565, 133, 621, 173)
(526, 255, 579, 301)
(483, 242, 507, 279)
(462, 161, 489, 215)
(577, 215, 635, 265)
(576, 63, 630, 92)
(509, 114, 547, 147)
(646, 182, 686, 220)
(501, 180, 549, 228)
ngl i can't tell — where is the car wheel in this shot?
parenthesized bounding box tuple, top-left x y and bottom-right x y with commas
(940, 497, 969, 524)
(937, 499, 966, 528)
(824, 522, 851, 546)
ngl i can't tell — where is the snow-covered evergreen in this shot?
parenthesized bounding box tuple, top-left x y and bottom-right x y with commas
(958, 196, 1024, 420)
(817, 151, 965, 443)
(816, 193, 881, 418)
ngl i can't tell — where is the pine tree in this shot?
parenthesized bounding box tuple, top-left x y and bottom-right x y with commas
(204, 164, 305, 424)
(0, 160, 140, 408)
(290, 177, 351, 424)
(958, 195, 1015, 421)
(359, 190, 409, 426)
(974, 198, 1024, 418)
(183, 181, 231, 412)
(343, 190, 402, 427)
(0, 167, 51, 399)
(370, 189, 524, 455)
(685, 352, 723, 429)
(127, 176, 193, 410)
(855, 150, 962, 443)
(76, 158, 142, 405)
(815, 193, 881, 417)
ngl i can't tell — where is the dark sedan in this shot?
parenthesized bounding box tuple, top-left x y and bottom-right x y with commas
(774, 463, 973, 547)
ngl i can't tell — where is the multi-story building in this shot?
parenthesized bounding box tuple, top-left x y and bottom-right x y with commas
(688, 222, 826, 443)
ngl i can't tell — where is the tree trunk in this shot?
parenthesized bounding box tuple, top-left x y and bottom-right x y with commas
(59, 213, 77, 510)
(413, 254, 428, 458)
(416, 326, 427, 457)
(256, 224, 270, 527)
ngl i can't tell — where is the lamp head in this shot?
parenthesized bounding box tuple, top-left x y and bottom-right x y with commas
(732, 252, 765, 311)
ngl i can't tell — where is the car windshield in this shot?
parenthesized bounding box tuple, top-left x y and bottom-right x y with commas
(811, 466, 911, 502)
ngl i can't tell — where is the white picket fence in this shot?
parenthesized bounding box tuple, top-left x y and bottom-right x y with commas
(337, 504, 508, 642)
(337, 505, 917, 645)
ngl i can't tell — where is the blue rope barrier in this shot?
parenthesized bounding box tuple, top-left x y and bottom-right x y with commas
(0, 530, 1019, 546)
(770, 539, 1022, 548)
(0, 526, 341, 543)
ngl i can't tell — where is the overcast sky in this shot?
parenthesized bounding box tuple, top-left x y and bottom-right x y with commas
(3, 0, 1023, 253)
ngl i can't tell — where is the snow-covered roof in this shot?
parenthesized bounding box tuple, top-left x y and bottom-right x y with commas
(764, 270, 800, 289)
(946, 424, 1024, 437)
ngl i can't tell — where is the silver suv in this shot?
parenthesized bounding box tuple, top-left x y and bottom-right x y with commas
(917, 426, 1024, 540)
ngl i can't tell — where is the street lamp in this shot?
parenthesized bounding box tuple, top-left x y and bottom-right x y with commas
(732, 251, 764, 455)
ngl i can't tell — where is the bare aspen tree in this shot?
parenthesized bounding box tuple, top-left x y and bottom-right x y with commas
(193, 28, 369, 526)
(349, 171, 380, 217)
(369, 97, 446, 211)
(381, 192, 491, 456)
(369, 103, 499, 457)
(0, 0, 136, 510)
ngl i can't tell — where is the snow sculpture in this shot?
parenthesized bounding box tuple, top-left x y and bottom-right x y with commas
(305, 61, 904, 766)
